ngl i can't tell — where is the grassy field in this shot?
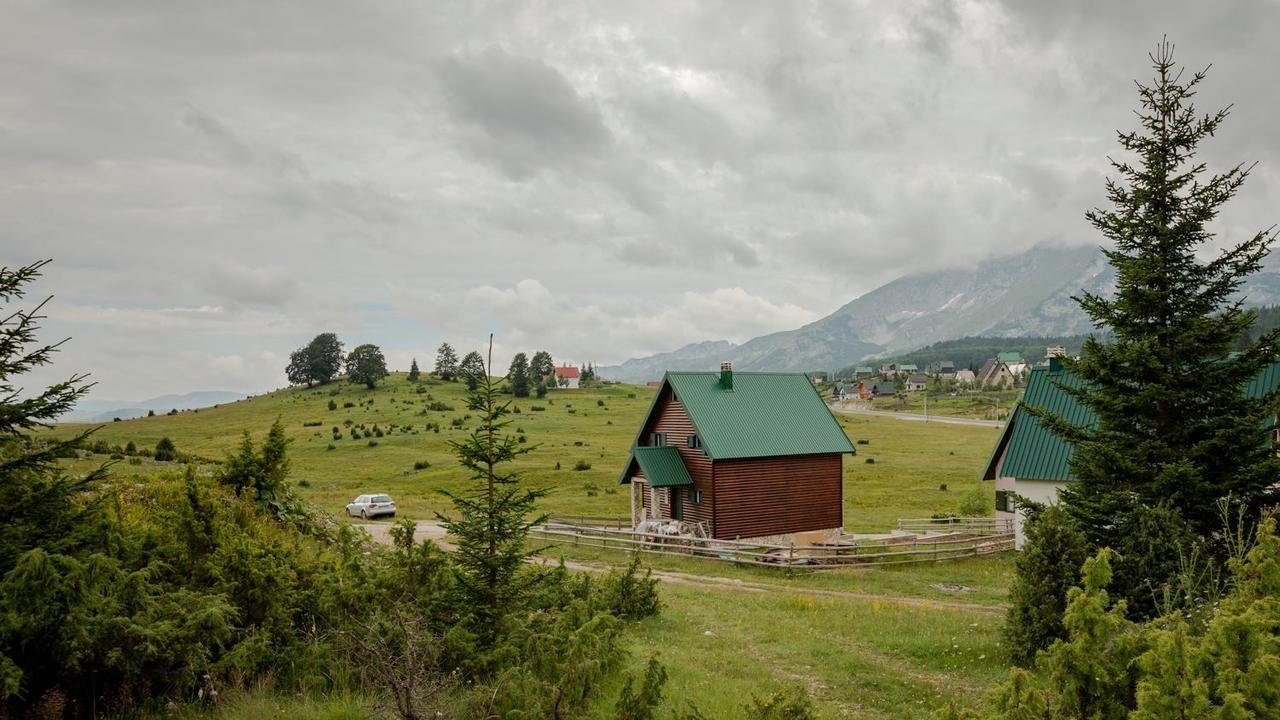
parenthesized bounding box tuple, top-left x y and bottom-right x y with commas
(52, 374, 1015, 718)
(50, 374, 1003, 532)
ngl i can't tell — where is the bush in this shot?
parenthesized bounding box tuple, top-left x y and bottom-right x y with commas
(597, 399, 606, 407)
(326, 443, 336, 451)
(303, 420, 323, 427)
(573, 461, 592, 471)
(367, 440, 379, 447)
(615, 657, 667, 720)
(531, 405, 546, 412)
(957, 486, 990, 516)
(154, 436, 177, 462)
(601, 555, 661, 621)
(856, 439, 869, 445)
(343, 401, 355, 408)
(328, 399, 338, 411)
(864, 457, 875, 464)
(426, 401, 454, 412)
(1003, 505, 1088, 666)
(125, 440, 136, 454)
(413, 460, 431, 470)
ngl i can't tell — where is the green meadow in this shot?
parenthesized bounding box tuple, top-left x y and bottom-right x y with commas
(51, 374, 1014, 718)
(51, 373, 1003, 531)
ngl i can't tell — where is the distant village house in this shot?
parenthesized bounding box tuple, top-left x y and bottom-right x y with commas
(554, 365, 580, 389)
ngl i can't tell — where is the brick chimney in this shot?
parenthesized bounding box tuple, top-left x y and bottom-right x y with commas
(719, 361, 734, 390)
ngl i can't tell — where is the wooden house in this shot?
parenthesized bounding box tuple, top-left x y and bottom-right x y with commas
(905, 374, 929, 392)
(976, 358, 1014, 388)
(619, 363, 856, 541)
(983, 357, 1280, 548)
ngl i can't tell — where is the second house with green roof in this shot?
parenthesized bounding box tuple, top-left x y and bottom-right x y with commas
(619, 362, 856, 542)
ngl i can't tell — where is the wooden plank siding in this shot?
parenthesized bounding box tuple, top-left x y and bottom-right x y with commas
(711, 453, 843, 540)
(630, 387, 714, 527)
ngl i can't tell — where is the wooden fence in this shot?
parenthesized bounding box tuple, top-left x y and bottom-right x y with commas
(532, 522, 1013, 569)
(896, 516, 1014, 535)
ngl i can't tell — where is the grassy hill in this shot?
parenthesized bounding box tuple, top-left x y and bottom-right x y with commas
(51, 373, 1001, 533)
(52, 373, 1013, 718)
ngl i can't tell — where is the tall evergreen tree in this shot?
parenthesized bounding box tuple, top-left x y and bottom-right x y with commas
(460, 351, 485, 391)
(509, 352, 531, 398)
(438, 338, 546, 644)
(1033, 42, 1280, 549)
(435, 342, 459, 381)
(407, 357, 421, 382)
(346, 343, 389, 389)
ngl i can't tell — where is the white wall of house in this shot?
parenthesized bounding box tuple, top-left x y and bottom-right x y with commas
(1011, 478, 1068, 548)
(560, 376, 579, 389)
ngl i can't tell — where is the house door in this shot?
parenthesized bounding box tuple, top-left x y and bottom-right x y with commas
(670, 488, 683, 521)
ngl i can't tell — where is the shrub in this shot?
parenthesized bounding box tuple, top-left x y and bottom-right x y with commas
(583, 483, 599, 497)
(939, 483, 948, 491)
(413, 460, 431, 470)
(426, 401, 454, 412)
(125, 440, 136, 454)
(303, 420, 323, 427)
(531, 405, 546, 412)
(328, 399, 337, 411)
(957, 486, 990, 516)
(864, 457, 875, 464)
(154, 436, 177, 462)
(627, 393, 636, 399)
(1003, 505, 1088, 666)
(597, 399, 606, 407)
(326, 443, 336, 451)
(573, 460, 591, 471)
(614, 656, 667, 720)
(573, 440, 583, 446)
(856, 439, 869, 445)
(127, 457, 143, 465)
(601, 555, 661, 621)
(343, 401, 355, 408)
(146, 409, 155, 417)
(367, 440, 379, 447)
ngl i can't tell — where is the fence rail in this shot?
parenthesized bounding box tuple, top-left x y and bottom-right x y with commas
(532, 522, 1013, 569)
(896, 516, 1014, 534)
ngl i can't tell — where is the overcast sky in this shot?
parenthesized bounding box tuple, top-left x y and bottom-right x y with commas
(5, 0, 1280, 400)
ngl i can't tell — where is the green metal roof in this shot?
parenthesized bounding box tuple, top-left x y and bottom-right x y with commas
(622, 446, 693, 487)
(996, 352, 1024, 363)
(898, 364, 919, 371)
(656, 371, 856, 461)
(983, 360, 1280, 483)
(855, 366, 874, 373)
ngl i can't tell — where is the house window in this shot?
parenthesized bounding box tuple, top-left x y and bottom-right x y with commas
(689, 489, 703, 504)
(649, 432, 667, 447)
(686, 434, 701, 449)
(995, 490, 1012, 513)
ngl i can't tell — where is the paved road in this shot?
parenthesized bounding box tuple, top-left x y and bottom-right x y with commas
(831, 406, 1004, 428)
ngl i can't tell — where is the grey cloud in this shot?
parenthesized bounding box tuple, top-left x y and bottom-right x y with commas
(6, 0, 1280, 399)
(433, 47, 613, 178)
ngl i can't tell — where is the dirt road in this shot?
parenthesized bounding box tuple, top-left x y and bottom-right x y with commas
(831, 406, 1004, 428)
(354, 519, 1005, 614)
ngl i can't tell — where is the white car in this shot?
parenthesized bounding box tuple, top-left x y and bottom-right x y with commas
(345, 493, 396, 520)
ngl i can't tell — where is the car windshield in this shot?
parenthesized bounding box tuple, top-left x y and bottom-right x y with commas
(371, 495, 392, 503)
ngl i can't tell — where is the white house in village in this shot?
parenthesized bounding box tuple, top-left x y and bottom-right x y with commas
(553, 364, 580, 389)
(983, 353, 1280, 548)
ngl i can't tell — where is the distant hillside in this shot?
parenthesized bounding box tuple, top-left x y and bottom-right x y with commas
(64, 390, 249, 423)
(601, 242, 1280, 383)
(842, 335, 1090, 375)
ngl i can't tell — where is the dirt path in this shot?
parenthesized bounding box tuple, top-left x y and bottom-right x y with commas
(354, 520, 1005, 615)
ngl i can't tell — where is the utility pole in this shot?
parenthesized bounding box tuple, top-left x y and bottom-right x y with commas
(924, 390, 928, 422)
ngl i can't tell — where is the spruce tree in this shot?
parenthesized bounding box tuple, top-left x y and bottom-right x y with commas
(509, 352, 531, 398)
(1034, 41, 1280, 549)
(407, 358, 421, 383)
(439, 338, 546, 644)
(434, 342, 459, 381)
(460, 351, 485, 391)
